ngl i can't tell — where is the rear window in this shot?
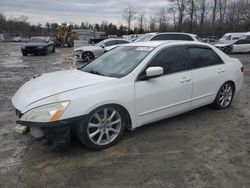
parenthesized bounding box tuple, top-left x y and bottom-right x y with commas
(150, 34, 194, 41)
(187, 46, 224, 69)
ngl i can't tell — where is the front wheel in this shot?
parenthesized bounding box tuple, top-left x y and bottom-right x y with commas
(213, 82, 234, 109)
(81, 51, 94, 63)
(76, 106, 126, 150)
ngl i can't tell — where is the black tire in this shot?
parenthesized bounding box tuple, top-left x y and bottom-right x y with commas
(43, 47, 48, 55)
(52, 46, 55, 53)
(213, 82, 234, 109)
(81, 51, 94, 63)
(22, 52, 27, 56)
(76, 105, 126, 150)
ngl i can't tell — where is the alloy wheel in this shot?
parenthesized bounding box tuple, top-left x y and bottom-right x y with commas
(218, 83, 233, 108)
(87, 108, 122, 146)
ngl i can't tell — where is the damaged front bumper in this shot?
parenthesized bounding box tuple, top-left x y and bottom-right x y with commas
(16, 113, 87, 150)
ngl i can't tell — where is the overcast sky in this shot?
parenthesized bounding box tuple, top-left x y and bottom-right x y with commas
(0, 0, 171, 26)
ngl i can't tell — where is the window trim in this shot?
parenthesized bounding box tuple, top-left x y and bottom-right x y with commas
(185, 44, 225, 71)
(136, 45, 189, 81)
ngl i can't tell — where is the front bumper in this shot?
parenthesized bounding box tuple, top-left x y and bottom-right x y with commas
(16, 115, 88, 150)
(22, 48, 45, 55)
(74, 51, 83, 61)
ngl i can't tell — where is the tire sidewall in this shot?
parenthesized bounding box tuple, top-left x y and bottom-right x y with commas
(76, 105, 126, 150)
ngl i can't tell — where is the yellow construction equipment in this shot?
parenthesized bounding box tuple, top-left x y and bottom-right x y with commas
(55, 22, 74, 47)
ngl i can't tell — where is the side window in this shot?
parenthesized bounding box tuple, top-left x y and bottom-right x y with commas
(116, 40, 129, 44)
(104, 40, 116, 46)
(148, 46, 187, 74)
(187, 46, 224, 69)
(235, 40, 247, 45)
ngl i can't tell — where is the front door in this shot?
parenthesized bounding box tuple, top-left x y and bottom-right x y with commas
(135, 46, 193, 126)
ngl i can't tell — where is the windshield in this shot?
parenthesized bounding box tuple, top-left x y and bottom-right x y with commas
(28, 38, 46, 43)
(134, 34, 154, 42)
(81, 46, 153, 78)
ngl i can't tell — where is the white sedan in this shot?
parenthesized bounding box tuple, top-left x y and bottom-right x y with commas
(12, 41, 244, 150)
(74, 38, 130, 62)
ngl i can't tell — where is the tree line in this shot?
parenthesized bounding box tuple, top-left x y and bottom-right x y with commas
(0, 0, 250, 38)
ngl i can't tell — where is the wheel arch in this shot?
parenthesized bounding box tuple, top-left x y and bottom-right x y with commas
(224, 80, 236, 93)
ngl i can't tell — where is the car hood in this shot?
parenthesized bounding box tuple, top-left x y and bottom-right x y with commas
(12, 70, 114, 111)
(74, 45, 102, 52)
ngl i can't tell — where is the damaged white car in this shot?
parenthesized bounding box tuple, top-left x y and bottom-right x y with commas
(215, 37, 250, 54)
(12, 41, 244, 150)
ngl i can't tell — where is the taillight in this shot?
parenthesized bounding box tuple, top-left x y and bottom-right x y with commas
(241, 66, 244, 73)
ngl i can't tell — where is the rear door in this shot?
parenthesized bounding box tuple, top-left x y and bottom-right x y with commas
(186, 45, 226, 109)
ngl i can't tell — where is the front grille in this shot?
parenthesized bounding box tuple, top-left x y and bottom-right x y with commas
(26, 46, 37, 50)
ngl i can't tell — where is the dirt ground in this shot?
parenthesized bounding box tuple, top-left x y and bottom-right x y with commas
(0, 42, 250, 188)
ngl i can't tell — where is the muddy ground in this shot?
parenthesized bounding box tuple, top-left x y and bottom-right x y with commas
(0, 42, 249, 188)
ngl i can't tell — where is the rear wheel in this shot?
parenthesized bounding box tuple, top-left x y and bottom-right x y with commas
(76, 106, 126, 150)
(213, 82, 234, 109)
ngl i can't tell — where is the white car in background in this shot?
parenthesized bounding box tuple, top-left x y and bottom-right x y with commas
(12, 41, 244, 150)
(218, 32, 249, 44)
(215, 36, 250, 54)
(74, 38, 130, 62)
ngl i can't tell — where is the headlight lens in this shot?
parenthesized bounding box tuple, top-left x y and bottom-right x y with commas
(37, 45, 45, 49)
(74, 50, 82, 55)
(20, 101, 70, 122)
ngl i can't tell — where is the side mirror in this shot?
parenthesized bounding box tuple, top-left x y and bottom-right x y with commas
(146, 67, 163, 78)
(101, 44, 106, 48)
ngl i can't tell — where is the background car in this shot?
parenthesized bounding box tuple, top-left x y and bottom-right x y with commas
(21, 37, 55, 56)
(215, 36, 250, 54)
(12, 41, 244, 150)
(88, 35, 108, 44)
(201, 38, 218, 45)
(134, 32, 199, 42)
(74, 38, 130, 62)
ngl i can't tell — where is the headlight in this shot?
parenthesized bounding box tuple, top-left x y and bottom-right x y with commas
(21, 45, 26, 49)
(74, 50, 82, 55)
(20, 101, 70, 122)
(37, 45, 45, 49)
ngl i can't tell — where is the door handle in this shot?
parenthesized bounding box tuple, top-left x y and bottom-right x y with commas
(217, 68, 225, 74)
(180, 77, 191, 83)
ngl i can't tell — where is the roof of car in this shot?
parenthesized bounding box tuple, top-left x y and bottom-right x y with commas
(124, 41, 206, 48)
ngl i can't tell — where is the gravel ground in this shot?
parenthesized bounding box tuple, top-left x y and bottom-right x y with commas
(0, 42, 249, 188)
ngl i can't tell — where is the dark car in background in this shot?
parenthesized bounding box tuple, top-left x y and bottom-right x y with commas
(88, 35, 108, 44)
(21, 37, 55, 56)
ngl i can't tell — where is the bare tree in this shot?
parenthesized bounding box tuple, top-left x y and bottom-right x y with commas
(212, 0, 218, 24)
(149, 16, 157, 32)
(137, 11, 146, 33)
(158, 8, 168, 31)
(123, 5, 137, 32)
